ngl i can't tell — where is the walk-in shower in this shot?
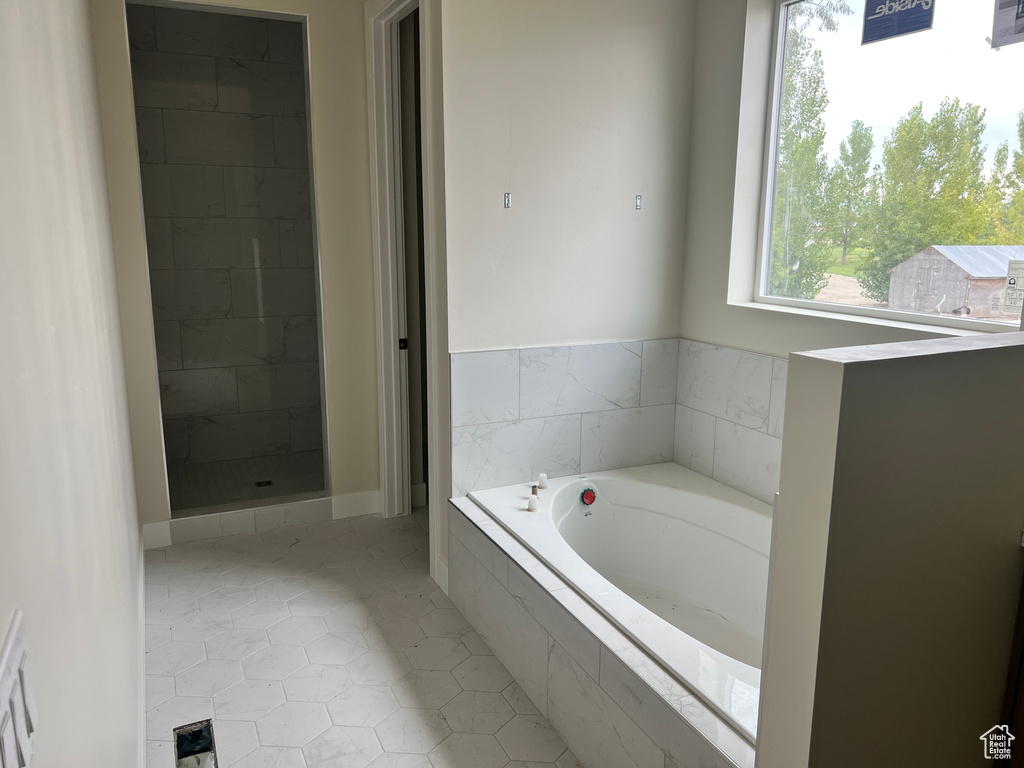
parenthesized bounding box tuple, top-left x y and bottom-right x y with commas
(127, 4, 326, 516)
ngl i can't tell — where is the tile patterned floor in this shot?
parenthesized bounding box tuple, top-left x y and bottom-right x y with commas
(168, 450, 326, 513)
(144, 509, 584, 767)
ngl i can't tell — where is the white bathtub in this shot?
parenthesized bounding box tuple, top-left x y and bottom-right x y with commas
(468, 462, 772, 744)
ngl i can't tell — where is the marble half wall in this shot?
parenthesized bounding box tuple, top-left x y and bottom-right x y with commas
(450, 338, 787, 504)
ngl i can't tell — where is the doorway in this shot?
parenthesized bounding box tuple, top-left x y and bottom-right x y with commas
(126, 3, 329, 518)
(398, 10, 430, 517)
(367, 0, 449, 587)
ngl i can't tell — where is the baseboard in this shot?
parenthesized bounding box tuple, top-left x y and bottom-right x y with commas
(432, 556, 449, 594)
(411, 483, 428, 508)
(332, 489, 381, 519)
(141, 521, 171, 550)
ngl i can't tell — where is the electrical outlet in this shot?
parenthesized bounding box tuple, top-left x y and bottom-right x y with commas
(0, 612, 35, 768)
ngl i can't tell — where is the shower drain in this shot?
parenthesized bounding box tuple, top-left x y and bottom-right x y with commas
(255, 480, 273, 487)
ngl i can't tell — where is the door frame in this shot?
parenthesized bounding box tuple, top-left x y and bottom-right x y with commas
(365, 0, 451, 589)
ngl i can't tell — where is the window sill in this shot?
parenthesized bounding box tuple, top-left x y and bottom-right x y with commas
(727, 296, 1019, 338)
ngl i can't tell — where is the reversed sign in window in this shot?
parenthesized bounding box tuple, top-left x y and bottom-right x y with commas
(863, 0, 934, 44)
(1005, 261, 1024, 311)
(993, 0, 1024, 47)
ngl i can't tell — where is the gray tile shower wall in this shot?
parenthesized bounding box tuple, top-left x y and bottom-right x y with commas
(128, 5, 323, 498)
(450, 339, 787, 504)
(449, 341, 678, 497)
(675, 339, 786, 504)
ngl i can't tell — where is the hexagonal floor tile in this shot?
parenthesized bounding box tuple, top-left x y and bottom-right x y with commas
(242, 645, 308, 680)
(198, 586, 256, 613)
(146, 696, 213, 741)
(327, 685, 399, 727)
(305, 567, 361, 592)
(364, 620, 425, 651)
(253, 577, 310, 602)
(495, 714, 567, 762)
(145, 675, 175, 711)
(308, 519, 354, 538)
(325, 603, 385, 634)
(174, 658, 243, 697)
(166, 572, 224, 599)
(357, 559, 409, 581)
(256, 701, 332, 747)
(374, 707, 451, 753)
(365, 753, 433, 768)
(288, 589, 348, 617)
(146, 624, 171, 652)
(205, 627, 269, 660)
(441, 691, 515, 735)
(346, 650, 412, 687)
(428, 732, 509, 768)
(145, 640, 205, 676)
(452, 655, 513, 692)
(268, 615, 328, 646)
(262, 526, 310, 546)
(231, 600, 291, 629)
(556, 749, 585, 767)
(376, 595, 434, 621)
(273, 555, 327, 577)
(171, 611, 232, 642)
(389, 571, 437, 597)
(368, 539, 417, 560)
(391, 669, 461, 710)
(230, 746, 306, 768)
(303, 725, 383, 767)
(221, 563, 278, 587)
(146, 597, 199, 625)
(305, 632, 368, 666)
(210, 719, 259, 765)
(405, 637, 470, 671)
(402, 550, 430, 572)
(417, 609, 470, 638)
(214, 679, 286, 721)
(283, 664, 352, 703)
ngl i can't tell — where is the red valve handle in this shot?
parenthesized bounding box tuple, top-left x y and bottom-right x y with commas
(581, 489, 596, 506)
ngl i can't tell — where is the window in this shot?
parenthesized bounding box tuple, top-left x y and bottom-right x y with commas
(759, 0, 1024, 329)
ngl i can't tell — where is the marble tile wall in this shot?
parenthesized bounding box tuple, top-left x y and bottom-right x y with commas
(450, 338, 787, 505)
(450, 341, 678, 497)
(128, 5, 323, 505)
(675, 339, 786, 505)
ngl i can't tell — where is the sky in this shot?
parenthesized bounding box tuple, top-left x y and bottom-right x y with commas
(802, 0, 1023, 171)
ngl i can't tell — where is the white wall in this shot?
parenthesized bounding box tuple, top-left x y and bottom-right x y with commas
(0, 0, 143, 764)
(442, 0, 695, 352)
(91, 0, 380, 527)
(680, 0, 948, 358)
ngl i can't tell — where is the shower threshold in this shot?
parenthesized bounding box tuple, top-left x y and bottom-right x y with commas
(169, 451, 326, 519)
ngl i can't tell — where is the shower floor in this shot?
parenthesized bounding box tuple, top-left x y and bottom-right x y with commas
(168, 451, 325, 515)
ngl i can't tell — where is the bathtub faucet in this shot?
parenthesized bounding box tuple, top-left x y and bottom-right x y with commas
(580, 488, 596, 516)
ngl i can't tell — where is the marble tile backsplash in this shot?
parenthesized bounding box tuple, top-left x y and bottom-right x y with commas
(129, 5, 324, 504)
(450, 338, 786, 504)
(675, 340, 786, 504)
(450, 341, 679, 497)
